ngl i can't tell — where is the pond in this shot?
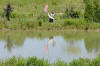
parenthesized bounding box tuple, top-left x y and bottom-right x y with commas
(0, 31, 100, 63)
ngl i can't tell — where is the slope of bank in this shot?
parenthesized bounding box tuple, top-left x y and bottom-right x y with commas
(0, 19, 100, 31)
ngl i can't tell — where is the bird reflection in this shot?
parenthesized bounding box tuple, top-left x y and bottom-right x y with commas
(45, 36, 56, 56)
(4, 35, 14, 52)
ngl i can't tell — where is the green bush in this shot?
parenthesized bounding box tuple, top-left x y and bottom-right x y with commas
(84, 0, 100, 22)
(64, 7, 80, 18)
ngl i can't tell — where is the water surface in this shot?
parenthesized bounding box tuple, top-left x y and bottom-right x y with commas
(0, 31, 100, 63)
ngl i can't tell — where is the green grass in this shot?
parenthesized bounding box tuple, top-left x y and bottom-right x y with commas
(0, 18, 100, 31)
(0, 0, 100, 30)
(1, 56, 100, 66)
(0, 57, 66, 66)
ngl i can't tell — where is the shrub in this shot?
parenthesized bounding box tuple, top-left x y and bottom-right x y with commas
(64, 7, 80, 18)
(84, 0, 100, 22)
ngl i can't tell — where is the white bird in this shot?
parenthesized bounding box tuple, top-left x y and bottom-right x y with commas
(48, 12, 55, 20)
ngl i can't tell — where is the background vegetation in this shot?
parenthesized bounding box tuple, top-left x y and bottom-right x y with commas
(0, 0, 100, 30)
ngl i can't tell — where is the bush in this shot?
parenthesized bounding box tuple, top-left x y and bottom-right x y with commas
(64, 7, 80, 18)
(84, 0, 100, 22)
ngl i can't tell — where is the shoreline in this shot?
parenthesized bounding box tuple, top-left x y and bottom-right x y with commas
(0, 28, 100, 32)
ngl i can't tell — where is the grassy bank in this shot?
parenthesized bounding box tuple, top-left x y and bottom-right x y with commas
(0, 0, 100, 30)
(1, 56, 100, 66)
(0, 18, 100, 31)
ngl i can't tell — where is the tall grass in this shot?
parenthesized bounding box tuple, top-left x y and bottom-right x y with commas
(0, 18, 100, 30)
(1, 56, 100, 66)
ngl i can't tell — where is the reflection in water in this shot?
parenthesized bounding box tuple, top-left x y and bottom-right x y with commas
(85, 36, 100, 53)
(48, 36, 55, 47)
(45, 36, 56, 56)
(64, 40, 82, 54)
(0, 31, 100, 62)
(4, 35, 14, 52)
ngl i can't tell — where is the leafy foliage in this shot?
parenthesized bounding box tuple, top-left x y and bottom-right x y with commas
(84, 0, 100, 22)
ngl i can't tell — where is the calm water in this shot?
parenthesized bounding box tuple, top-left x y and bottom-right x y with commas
(0, 31, 100, 63)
